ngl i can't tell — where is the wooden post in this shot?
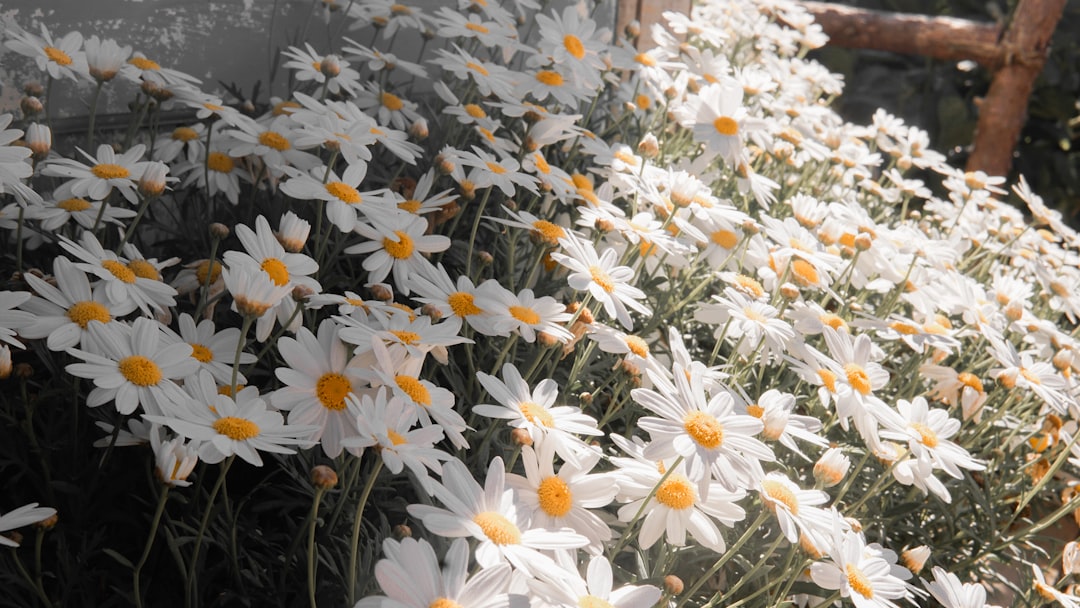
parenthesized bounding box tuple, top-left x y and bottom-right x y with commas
(964, 0, 1066, 176)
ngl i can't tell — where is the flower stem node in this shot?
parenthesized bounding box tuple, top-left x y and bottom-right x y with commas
(663, 575, 684, 595)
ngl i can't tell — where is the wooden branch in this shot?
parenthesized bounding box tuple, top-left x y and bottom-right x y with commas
(965, 0, 1066, 176)
(801, 2, 1004, 68)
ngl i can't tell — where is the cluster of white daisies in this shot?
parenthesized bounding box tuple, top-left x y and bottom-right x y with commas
(2, 0, 1080, 606)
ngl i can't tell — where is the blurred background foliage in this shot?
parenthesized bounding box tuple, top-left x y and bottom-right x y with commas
(809, 0, 1080, 226)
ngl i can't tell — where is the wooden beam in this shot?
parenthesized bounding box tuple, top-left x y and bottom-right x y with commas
(800, 2, 1003, 68)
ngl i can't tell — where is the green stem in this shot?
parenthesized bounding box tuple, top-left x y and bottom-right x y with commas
(87, 80, 104, 150)
(464, 186, 494, 280)
(346, 459, 382, 607)
(676, 510, 772, 608)
(307, 487, 328, 608)
(117, 193, 157, 253)
(607, 456, 684, 560)
(134, 485, 171, 608)
(231, 315, 255, 394)
(186, 456, 235, 608)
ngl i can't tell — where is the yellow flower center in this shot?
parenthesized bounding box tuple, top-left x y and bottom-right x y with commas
(910, 422, 939, 448)
(448, 292, 482, 317)
(465, 22, 489, 34)
(92, 163, 130, 180)
(44, 45, 73, 65)
(473, 511, 521, 545)
(791, 259, 820, 286)
(203, 103, 225, 113)
(509, 305, 540, 325)
(535, 70, 564, 86)
(683, 411, 724, 449)
(67, 301, 111, 329)
(588, 265, 615, 293)
(207, 152, 235, 173)
(519, 401, 554, 427)
(464, 103, 486, 118)
(466, 62, 489, 76)
(889, 321, 920, 335)
(316, 372, 352, 410)
(386, 429, 407, 446)
(189, 343, 213, 363)
(128, 259, 160, 280)
(390, 3, 411, 14)
(173, 126, 199, 141)
(258, 131, 291, 151)
(818, 369, 837, 392)
(624, 335, 649, 358)
(634, 52, 657, 67)
(118, 355, 163, 387)
(212, 416, 260, 440)
(578, 596, 615, 608)
(821, 314, 847, 331)
(395, 375, 431, 406)
(761, 479, 799, 515)
(398, 199, 421, 213)
(635, 93, 651, 110)
(260, 258, 290, 286)
(102, 259, 136, 284)
(58, 198, 92, 212)
(129, 56, 161, 70)
(563, 34, 585, 59)
(537, 476, 573, 517)
(710, 229, 738, 248)
(844, 363, 872, 395)
(733, 274, 765, 298)
(326, 181, 361, 204)
(713, 116, 739, 136)
(383, 231, 415, 259)
(1020, 367, 1042, 385)
(530, 220, 564, 246)
(957, 372, 983, 392)
(390, 330, 421, 345)
(846, 563, 874, 599)
(484, 161, 506, 175)
(533, 153, 551, 174)
(381, 91, 404, 111)
(655, 474, 696, 510)
(746, 404, 764, 418)
(196, 260, 222, 285)
(743, 306, 767, 323)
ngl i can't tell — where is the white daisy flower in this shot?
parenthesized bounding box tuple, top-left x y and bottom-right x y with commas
(0, 291, 33, 349)
(475, 285, 574, 344)
(407, 456, 589, 580)
(42, 143, 150, 204)
(757, 472, 832, 543)
(164, 313, 255, 385)
(507, 439, 617, 555)
(66, 318, 198, 416)
(474, 363, 601, 467)
(150, 426, 198, 487)
(0, 503, 57, 548)
(922, 566, 991, 608)
(345, 213, 450, 295)
(271, 319, 366, 458)
(879, 397, 984, 480)
(4, 23, 86, 81)
(551, 234, 650, 331)
(810, 527, 911, 608)
(531, 554, 662, 608)
(59, 233, 178, 316)
(146, 379, 315, 466)
(356, 537, 526, 608)
(346, 388, 450, 483)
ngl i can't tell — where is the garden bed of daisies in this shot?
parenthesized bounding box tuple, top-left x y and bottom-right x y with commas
(2, 0, 1080, 606)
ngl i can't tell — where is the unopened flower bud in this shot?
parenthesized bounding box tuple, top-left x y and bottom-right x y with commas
(24, 82, 43, 97)
(845, 517, 863, 533)
(1064, 541, 1080, 575)
(138, 161, 170, 197)
(25, 123, 50, 159)
(141, 80, 173, 102)
(421, 303, 442, 321)
(663, 575, 684, 595)
(35, 513, 58, 530)
(311, 465, 338, 489)
(369, 284, 393, 302)
(240, 99, 256, 115)
(210, 222, 230, 240)
(15, 362, 33, 379)
(421, 28, 436, 41)
(510, 428, 533, 447)
(637, 133, 659, 159)
(624, 19, 641, 39)
(392, 524, 412, 539)
(0, 345, 11, 380)
(741, 219, 760, 235)
(579, 392, 593, 405)
(854, 233, 873, 251)
(435, 153, 455, 175)
(320, 54, 342, 78)
(276, 211, 310, 253)
(292, 285, 315, 302)
(538, 331, 561, 348)
(900, 545, 930, 575)
(20, 96, 44, 117)
(409, 118, 428, 140)
(1004, 301, 1024, 322)
(475, 250, 493, 266)
(779, 282, 800, 300)
(813, 447, 850, 488)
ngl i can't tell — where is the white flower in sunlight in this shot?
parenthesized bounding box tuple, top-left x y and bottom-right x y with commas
(551, 234, 650, 331)
(922, 566, 991, 608)
(346, 213, 450, 294)
(810, 526, 911, 608)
